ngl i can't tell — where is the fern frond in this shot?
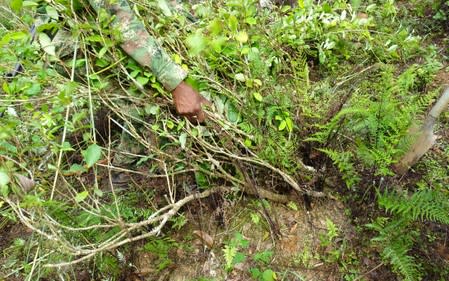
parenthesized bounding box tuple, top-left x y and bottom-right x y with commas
(382, 240, 422, 281)
(378, 189, 449, 224)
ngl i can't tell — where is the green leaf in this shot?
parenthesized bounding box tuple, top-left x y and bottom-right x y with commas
(75, 191, 89, 203)
(245, 17, 257, 25)
(64, 164, 86, 175)
(228, 15, 238, 32)
(253, 92, 263, 102)
(278, 120, 287, 131)
(179, 133, 187, 149)
(38, 33, 56, 56)
(235, 31, 248, 43)
(262, 269, 276, 281)
(287, 201, 298, 211)
(157, 0, 172, 16)
(10, 0, 23, 13)
(0, 171, 10, 187)
(167, 120, 175, 129)
(235, 73, 245, 82)
(2, 82, 10, 94)
(186, 31, 206, 56)
(23, 1, 39, 7)
(285, 117, 294, 132)
(45, 5, 59, 20)
(136, 76, 149, 86)
(82, 144, 102, 168)
(145, 104, 160, 115)
(0, 171, 10, 197)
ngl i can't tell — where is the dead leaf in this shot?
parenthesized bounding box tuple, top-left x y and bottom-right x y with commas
(193, 230, 215, 249)
(14, 173, 35, 192)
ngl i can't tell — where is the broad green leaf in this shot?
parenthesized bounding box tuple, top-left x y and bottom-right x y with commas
(75, 191, 89, 202)
(10, 0, 22, 13)
(82, 144, 102, 168)
(38, 33, 56, 56)
(252, 92, 263, 102)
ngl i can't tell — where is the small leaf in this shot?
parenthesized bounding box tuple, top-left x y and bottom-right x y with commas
(38, 33, 56, 56)
(245, 17, 257, 25)
(235, 73, 245, 82)
(179, 133, 187, 149)
(235, 31, 248, 43)
(45, 5, 59, 20)
(262, 269, 277, 281)
(75, 191, 89, 203)
(253, 92, 263, 102)
(64, 164, 86, 175)
(278, 120, 287, 131)
(82, 144, 102, 168)
(228, 15, 238, 32)
(0, 171, 10, 187)
(285, 117, 294, 132)
(145, 104, 160, 115)
(136, 76, 149, 86)
(167, 120, 175, 129)
(157, 0, 172, 17)
(287, 201, 298, 211)
(2, 82, 10, 94)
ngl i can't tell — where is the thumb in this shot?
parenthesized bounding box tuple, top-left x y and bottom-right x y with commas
(196, 109, 206, 123)
(200, 96, 212, 108)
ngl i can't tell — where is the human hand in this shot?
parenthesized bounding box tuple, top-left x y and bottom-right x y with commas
(171, 81, 211, 123)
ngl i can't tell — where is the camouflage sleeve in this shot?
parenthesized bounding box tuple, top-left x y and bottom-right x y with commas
(88, 0, 187, 91)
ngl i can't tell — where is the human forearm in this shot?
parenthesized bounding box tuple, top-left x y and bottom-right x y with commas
(88, 0, 187, 91)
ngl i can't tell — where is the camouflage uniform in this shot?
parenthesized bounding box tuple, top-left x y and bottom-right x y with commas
(85, 0, 188, 166)
(87, 0, 187, 91)
(39, 0, 188, 167)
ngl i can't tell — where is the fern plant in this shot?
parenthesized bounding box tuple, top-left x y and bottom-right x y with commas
(367, 217, 423, 281)
(308, 63, 439, 188)
(378, 188, 449, 224)
(367, 187, 449, 281)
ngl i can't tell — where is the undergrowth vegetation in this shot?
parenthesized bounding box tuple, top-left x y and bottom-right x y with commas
(1, 0, 449, 280)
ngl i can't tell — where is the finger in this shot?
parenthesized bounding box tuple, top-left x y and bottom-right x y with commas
(200, 96, 212, 107)
(196, 110, 206, 123)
